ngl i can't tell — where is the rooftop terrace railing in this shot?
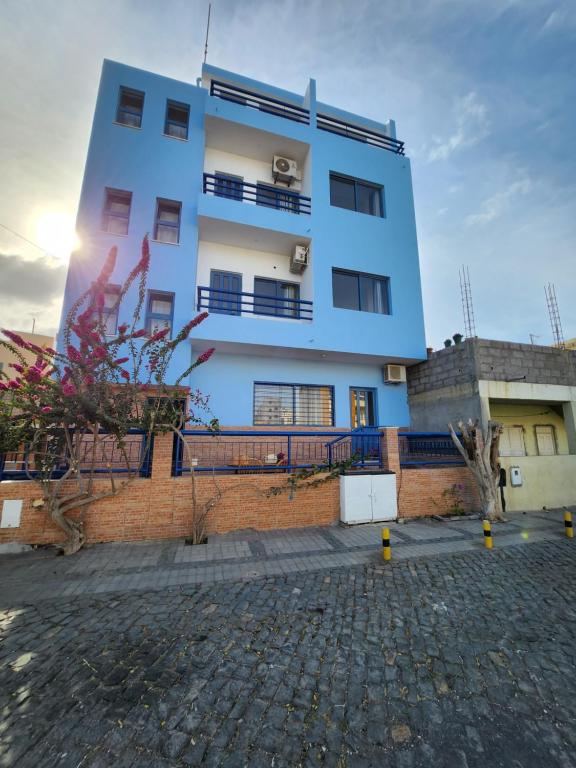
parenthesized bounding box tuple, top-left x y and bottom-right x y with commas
(203, 173, 311, 215)
(398, 432, 464, 467)
(197, 286, 313, 321)
(210, 80, 310, 125)
(317, 113, 405, 155)
(173, 429, 382, 476)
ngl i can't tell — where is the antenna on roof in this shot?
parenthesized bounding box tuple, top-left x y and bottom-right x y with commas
(545, 283, 565, 348)
(459, 265, 477, 339)
(203, 3, 212, 64)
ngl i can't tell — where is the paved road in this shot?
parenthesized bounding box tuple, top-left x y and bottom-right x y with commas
(2, 524, 576, 766)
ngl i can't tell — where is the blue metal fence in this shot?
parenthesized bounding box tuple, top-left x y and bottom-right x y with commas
(203, 173, 311, 215)
(398, 432, 464, 467)
(172, 429, 382, 476)
(0, 429, 153, 482)
(197, 285, 313, 320)
(209, 80, 310, 124)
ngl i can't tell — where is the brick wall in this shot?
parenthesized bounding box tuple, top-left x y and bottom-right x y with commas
(0, 430, 480, 546)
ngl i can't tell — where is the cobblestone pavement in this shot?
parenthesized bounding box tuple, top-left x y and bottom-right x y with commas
(0, 508, 572, 604)
(2, 528, 576, 766)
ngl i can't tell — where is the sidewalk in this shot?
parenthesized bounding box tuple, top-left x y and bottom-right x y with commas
(1, 508, 572, 606)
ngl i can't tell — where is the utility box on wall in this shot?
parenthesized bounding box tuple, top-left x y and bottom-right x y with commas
(510, 467, 523, 487)
(1, 500, 23, 528)
(340, 471, 397, 525)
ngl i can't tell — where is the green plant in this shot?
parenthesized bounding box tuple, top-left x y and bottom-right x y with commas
(432, 483, 466, 516)
(0, 236, 215, 554)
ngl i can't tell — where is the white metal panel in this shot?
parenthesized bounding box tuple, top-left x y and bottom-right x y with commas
(370, 474, 398, 522)
(340, 475, 373, 524)
(1, 500, 23, 528)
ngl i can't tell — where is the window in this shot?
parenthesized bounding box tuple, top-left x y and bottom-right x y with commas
(154, 199, 181, 244)
(332, 269, 390, 314)
(145, 291, 174, 337)
(329, 174, 383, 217)
(350, 388, 377, 428)
(499, 426, 526, 457)
(116, 87, 144, 128)
(102, 189, 132, 235)
(209, 271, 242, 316)
(214, 173, 243, 201)
(254, 383, 334, 426)
(535, 425, 557, 456)
(256, 183, 300, 213)
(164, 100, 189, 139)
(92, 285, 120, 336)
(254, 278, 300, 318)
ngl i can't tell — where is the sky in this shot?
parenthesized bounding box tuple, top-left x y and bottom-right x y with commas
(0, 0, 575, 349)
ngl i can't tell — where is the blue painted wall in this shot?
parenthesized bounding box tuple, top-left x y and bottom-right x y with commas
(60, 59, 426, 428)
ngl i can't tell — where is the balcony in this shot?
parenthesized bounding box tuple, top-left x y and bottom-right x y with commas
(317, 113, 405, 155)
(210, 80, 310, 125)
(197, 285, 313, 321)
(203, 173, 311, 215)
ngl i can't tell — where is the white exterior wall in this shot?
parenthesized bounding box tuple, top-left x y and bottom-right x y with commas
(204, 148, 306, 193)
(197, 241, 310, 310)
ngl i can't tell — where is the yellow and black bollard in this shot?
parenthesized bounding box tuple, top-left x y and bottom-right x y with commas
(382, 527, 391, 561)
(483, 519, 493, 549)
(564, 510, 573, 539)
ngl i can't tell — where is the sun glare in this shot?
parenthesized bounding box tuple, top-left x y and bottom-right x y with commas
(34, 211, 81, 262)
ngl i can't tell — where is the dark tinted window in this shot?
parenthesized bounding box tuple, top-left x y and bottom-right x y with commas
(116, 87, 144, 128)
(332, 269, 390, 314)
(329, 173, 383, 217)
(165, 100, 189, 139)
(329, 176, 356, 210)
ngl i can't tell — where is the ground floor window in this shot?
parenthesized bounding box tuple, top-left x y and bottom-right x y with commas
(499, 426, 526, 457)
(253, 382, 334, 426)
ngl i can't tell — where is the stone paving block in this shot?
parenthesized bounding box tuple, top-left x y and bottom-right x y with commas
(396, 522, 465, 541)
(262, 533, 333, 555)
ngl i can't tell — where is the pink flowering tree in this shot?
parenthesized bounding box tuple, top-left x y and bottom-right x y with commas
(0, 236, 215, 554)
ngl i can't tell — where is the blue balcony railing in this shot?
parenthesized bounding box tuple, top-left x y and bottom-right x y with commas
(210, 80, 310, 124)
(317, 113, 405, 155)
(203, 173, 311, 215)
(0, 429, 153, 482)
(398, 432, 464, 467)
(173, 430, 382, 476)
(198, 286, 313, 321)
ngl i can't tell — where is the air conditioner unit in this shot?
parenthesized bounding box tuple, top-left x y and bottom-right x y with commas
(290, 245, 309, 274)
(272, 156, 302, 185)
(383, 364, 406, 384)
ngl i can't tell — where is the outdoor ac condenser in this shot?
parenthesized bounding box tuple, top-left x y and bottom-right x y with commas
(383, 364, 407, 384)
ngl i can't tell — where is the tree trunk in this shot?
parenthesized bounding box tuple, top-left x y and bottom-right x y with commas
(50, 503, 86, 555)
(448, 419, 505, 522)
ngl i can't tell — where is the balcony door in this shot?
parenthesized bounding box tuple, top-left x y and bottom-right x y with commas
(254, 278, 299, 318)
(209, 270, 242, 315)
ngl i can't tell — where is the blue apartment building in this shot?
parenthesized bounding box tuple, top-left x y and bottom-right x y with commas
(59, 60, 427, 429)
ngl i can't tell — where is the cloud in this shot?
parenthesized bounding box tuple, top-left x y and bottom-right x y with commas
(427, 91, 490, 162)
(464, 177, 532, 227)
(0, 253, 65, 335)
(0, 252, 66, 302)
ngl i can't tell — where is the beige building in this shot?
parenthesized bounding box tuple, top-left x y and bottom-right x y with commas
(407, 339, 576, 513)
(0, 331, 55, 378)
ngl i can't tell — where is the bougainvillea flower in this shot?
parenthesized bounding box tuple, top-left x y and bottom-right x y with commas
(41, 406, 53, 414)
(113, 357, 129, 365)
(120, 370, 130, 380)
(132, 329, 147, 338)
(9, 363, 24, 373)
(8, 379, 21, 390)
(1, 330, 28, 348)
(62, 383, 77, 396)
(196, 348, 215, 365)
(93, 346, 107, 360)
(148, 327, 170, 343)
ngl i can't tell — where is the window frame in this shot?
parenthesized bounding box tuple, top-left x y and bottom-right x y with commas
(91, 283, 121, 337)
(154, 198, 182, 244)
(499, 425, 527, 457)
(145, 290, 175, 338)
(332, 268, 390, 315)
(253, 277, 301, 319)
(214, 172, 244, 201)
(349, 387, 378, 428)
(329, 173, 384, 217)
(164, 99, 190, 140)
(102, 188, 132, 235)
(256, 182, 301, 213)
(534, 424, 557, 456)
(116, 86, 145, 128)
(253, 382, 335, 427)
